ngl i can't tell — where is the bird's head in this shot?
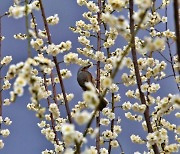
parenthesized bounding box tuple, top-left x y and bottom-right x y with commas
(78, 63, 92, 72)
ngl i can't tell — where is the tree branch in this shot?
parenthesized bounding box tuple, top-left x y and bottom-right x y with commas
(96, 0, 102, 152)
(25, 0, 32, 58)
(173, 0, 180, 63)
(129, 1, 159, 153)
(39, 0, 72, 123)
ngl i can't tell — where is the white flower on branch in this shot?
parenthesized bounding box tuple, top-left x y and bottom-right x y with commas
(86, 1, 99, 13)
(83, 146, 97, 154)
(78, 36, 90, 46)
(0, 36, 5, 41)
(38, 29, 48, 39)
(37, 121, 46, 128)
(122, 101, 132, 110)
(3, 99, 11, 106)
(102, 130, 117, 140)
(175, 112, 180, 118)
(110, 140, 119, 148)
(130, 134, 145, 144)
(146, 132, 158, 145)
(77, 0, 87, 6)
(83, 90, 99, 109)
(41, 127, 55, 143)
(171, 94, 180, 109)
(108, 0, 126, 11)
(2, 80, 11, 90)
(46, 44, 60, 56)
(61, 123, 75, 136)
(74, 110, 91, 125)
(46, 14, 59, 25)
(1, 56, 12, 66)
(100, 148, 108, 154)
(134, 0, 152, 9)
(164, 143, 179, 153)
(113, 125, 122, 134)
(14, 33, 27, 40)
(109, 83, 119, 93)
(0, 140, 4, 149)
(64, 52, 79, 64)
(56, 93, 74, 103)
(100, 118, 110, 126)
(49, 103, 60, 119)
(9, 5, 25, 19)
(42, 149, 53, 154)
(4, 117, 12, 126)
(31, 1, 40, 10)
(54, 144, 64, 153)
(102, 77, 112, 88)
(30, 38, 44, 51)
(1, 129, 10, 138)
(132, 103, 146, 113)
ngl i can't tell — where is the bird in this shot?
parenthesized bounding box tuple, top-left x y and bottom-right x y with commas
(77, 64, 107, 111)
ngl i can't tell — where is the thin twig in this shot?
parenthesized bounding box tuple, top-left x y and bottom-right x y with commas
(117, 139, 125, 154)
(165, 5, 180, 91)
(43, 73, 59, 145)
(53, 57, 72, 123)
(50, 71, 58, 105)
(157, 51, 171, 63)
(108, 93, 115, 153)
(102, 19, 110, 57)
(25, 0, 32, 58)
(30, 12, 38, 37)
(156, 74, 174, 81)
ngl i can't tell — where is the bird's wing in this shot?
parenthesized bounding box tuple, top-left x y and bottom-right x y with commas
(77, 70, 93, 91)
(86, 70, 97, 88)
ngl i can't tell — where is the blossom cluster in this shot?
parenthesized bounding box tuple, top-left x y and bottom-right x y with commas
(9, 1, 40, 19)
(0, 116, 12, 149)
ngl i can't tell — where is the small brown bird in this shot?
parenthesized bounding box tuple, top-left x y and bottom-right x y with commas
(77, 64, 107, 110)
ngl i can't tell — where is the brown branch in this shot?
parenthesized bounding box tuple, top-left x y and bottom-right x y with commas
(53, 56, 72, 123)
(30, 12, 38, 37)
(50, 71, 58, 105)
(96, 0, 102, 152)
(129, 1, 159, 153)
(39, 0, 72, 123)
(173, 0, 180, 63)
(43, 73, 59, 145)
(25, 0, 32, 58)
(146, 52, 152, 115)
(108, 93, 115, 153)
(102, 19, 110, 57)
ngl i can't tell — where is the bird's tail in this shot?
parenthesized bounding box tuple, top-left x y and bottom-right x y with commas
(98, 95, 108, 111)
